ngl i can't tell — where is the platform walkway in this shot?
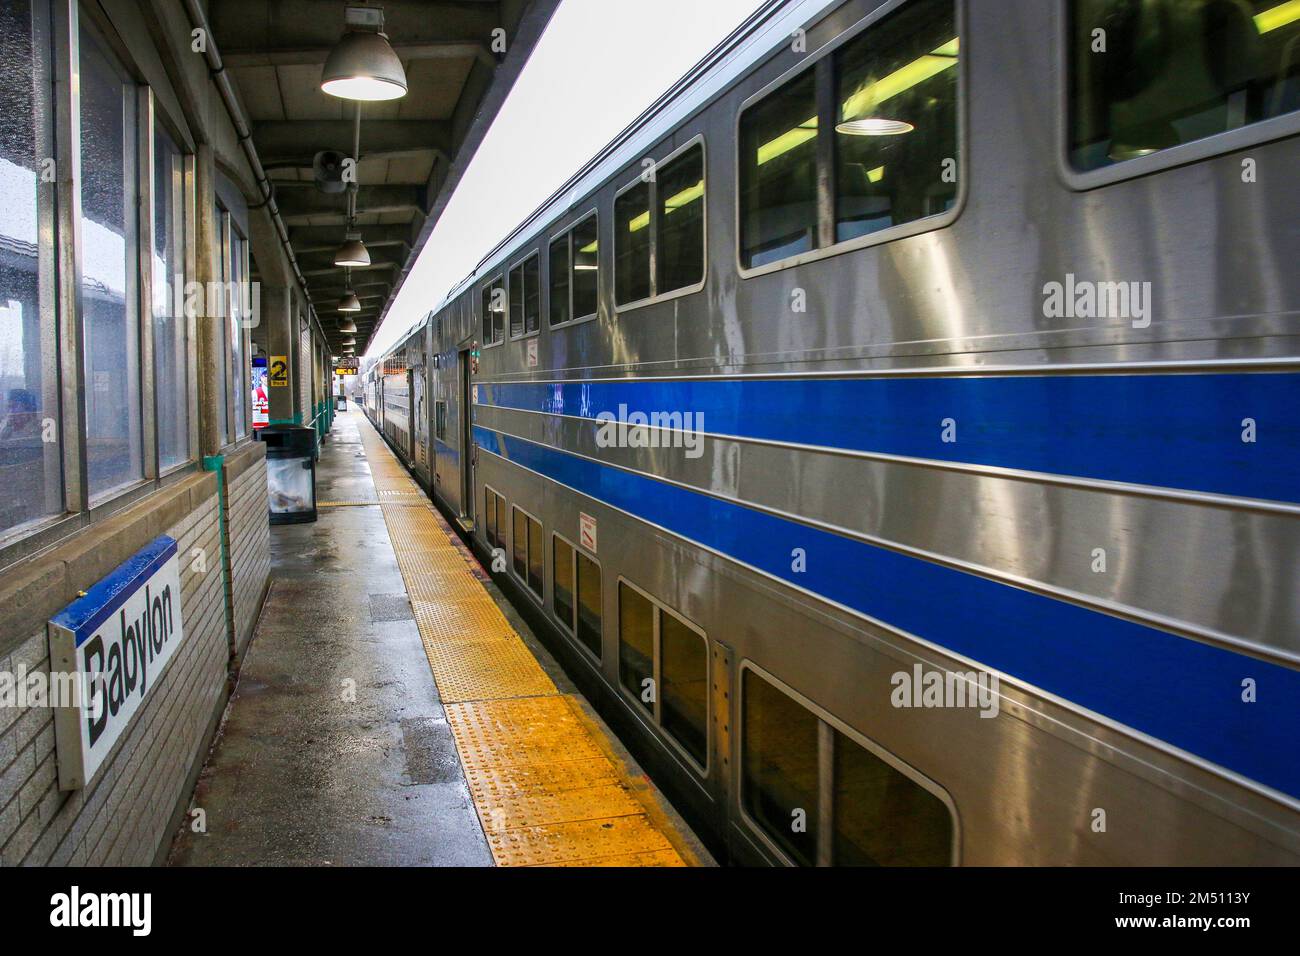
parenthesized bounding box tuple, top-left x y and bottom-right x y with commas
(169, 409, 702, 867)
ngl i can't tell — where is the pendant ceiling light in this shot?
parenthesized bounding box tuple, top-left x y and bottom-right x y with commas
(338, 290, 362, 312)
(334, 234, 370, 268)
(321, 29, 407, 102)
(341, 336, 357, 347)
(338, 317, 358, 335)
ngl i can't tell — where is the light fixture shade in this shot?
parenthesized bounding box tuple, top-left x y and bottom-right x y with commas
(321, 31, 407, 101)
(338, 291, 362, 312)
(835, 117, 915, 136)
(337, 318, 358, 335)
(334, 237, 370, 267)
(341, 336, 356, 347)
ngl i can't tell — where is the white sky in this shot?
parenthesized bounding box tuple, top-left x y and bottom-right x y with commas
(365, 0, 765, 356)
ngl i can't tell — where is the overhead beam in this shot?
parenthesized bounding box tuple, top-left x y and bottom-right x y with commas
(301, 262, 398, 278)
(221, 40, 495, 69)
(275, 185, 425, 223)
(253, 121, 451, 163)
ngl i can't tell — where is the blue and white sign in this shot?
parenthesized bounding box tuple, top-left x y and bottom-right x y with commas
(47, 535, 185, 790)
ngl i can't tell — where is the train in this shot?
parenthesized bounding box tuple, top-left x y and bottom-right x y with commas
(361, 0, 1300, 865)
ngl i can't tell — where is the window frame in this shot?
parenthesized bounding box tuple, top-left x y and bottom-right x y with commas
(733, 0, 967, 280)
(483, 484, 504, 553)
(479, 273, 505, 349)
(506, 249, 542, 342)
(550, 531, 605, 664)
(613, 134, 709, 314)
(509, 503, 545, 604)
(736, 659, 960, 867)
(615, 576, 710, 776)
(1054, 0, 1300, 191)
(546, 208, 601, 330)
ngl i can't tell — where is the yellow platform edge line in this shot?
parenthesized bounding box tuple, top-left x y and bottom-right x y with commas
(353, 416, 694, 867)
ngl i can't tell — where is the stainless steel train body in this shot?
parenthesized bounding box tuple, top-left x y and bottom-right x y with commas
(363, 0, 1300, 865)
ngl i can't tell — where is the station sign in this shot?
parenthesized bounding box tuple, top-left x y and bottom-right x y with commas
(269, 355, 289, 387)
(47, 536, 185, 791)
(334, 357, 359, 376)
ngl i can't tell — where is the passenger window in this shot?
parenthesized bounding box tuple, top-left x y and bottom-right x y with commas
(553, 536, 575, 633)
(576, 551, 602, 658)
(512, 507, 527, 581)
(495, 494, 507, 553)
(485, 488, 501, 551)
(509, 255, 540, 338)
(742, 668, 820, 866)
(549, 234, 571, 326)
(834, 0, 959, 241)
(618, 582, 655, 713)
(740, 69, 819, 269)
(614, 180, 652, 305)
(572, 214, 599, 318)
(1069, 0, 1300, 171)
(527, 514, 543, 597)
(660, 611, 708, 767)
(832, 729, 952, 866)
(509, 262, 525, 338)
(656, 145, 706, 295)
(435, 401, 446, 441)
(481, 276, 504, 344)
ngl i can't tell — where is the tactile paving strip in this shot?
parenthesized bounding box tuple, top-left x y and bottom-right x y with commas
(354, 417, 691, 867)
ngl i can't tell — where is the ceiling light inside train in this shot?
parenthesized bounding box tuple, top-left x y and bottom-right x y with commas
(338, 290, 362, 312)
(320, 30, 408, 101)
(835, 117, 914, 136)
(338, 318, 359, 334)
(334, 235, 371, 267)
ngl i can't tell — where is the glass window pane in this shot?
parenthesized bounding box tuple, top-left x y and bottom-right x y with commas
(213, 209, 228, 440)
(230, 231, 248, 438)
(549, 235, 570, 326)
(524, 255, 540, 335)
(81, 26, 142, 497)
(485, 489, 497, 549)
(527, 515, 543, 596)
(1069, 0, 1300, 171)
(553, 536, 574, 632)
(740, 69, 818, 269)
(492, 277, 505, 344)
(572, 214, 598, 318)
(512, 509, 527, 579)
(833, 729, 952, 866)
(660, 612, 707, 767)
(496, 493, 507, 554)
(656, 146, 705, 294)
(614, 181, 651, 305)
(509, 262, 524, 338)
(576, 551, 602, 658)
(152, 125, 189, 469)
(742, 669, 820, 866)
(834, 0, 958, 242)
(618, 582, 654, 711)
(0, 0, 61, 537)
(481, 285, 492, 344)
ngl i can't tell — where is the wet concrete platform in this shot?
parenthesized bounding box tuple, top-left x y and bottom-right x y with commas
(168, 411, 491, 866)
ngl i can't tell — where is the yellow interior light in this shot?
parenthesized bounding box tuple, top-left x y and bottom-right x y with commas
(756, 119, 818, 166)
(867, 165, 885, 183)
(578, 241, 598, 254)
(1256, 0, 1300, 32)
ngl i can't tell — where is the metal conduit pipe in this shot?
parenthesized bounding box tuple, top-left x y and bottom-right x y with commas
(181, 0, 323, 330)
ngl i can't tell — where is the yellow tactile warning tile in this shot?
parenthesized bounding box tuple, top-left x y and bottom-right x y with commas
(353, 417, 692, 867)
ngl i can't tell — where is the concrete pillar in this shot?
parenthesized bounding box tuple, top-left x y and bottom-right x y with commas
(261, 284, 297, 424)
(193, 144, 224, 457)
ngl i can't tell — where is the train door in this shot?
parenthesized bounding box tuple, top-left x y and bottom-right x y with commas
(459, 347, 474, 524)
(412, 362, 427, 477)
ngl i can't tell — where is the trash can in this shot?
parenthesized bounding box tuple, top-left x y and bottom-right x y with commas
(256, 424, 317, 524)
(336, 394, 347, 411)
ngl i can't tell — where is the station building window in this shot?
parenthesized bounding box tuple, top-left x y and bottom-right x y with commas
(81, 22, 143, 498)
(0, 0, 62, 540)
(615, 144, 705, 307)
(617, 580, 708, 770)
(1068, 0, 1300, 171)
(548, 212, 598, 326)
(739, 0, 959, 269)
(508, 253, 540, 338)
(152, 123, 190, 471)
(741, 665, 955, 866)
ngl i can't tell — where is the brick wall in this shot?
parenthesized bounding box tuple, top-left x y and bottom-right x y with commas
(0, 492, 228, 865)
(226, 455, 271, 659)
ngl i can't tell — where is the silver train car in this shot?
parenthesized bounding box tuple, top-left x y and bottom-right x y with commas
(363, 0, 1300, 865)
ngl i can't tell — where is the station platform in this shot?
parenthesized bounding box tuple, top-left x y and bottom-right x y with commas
(168, 410, 707, 867)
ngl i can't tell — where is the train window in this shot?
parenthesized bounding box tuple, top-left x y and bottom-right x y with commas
(508, 254, 540, 338)
(508, 262, 524, 338)
(832, 729, 952, 866)
(553, 535, 575, 634)
(485, 488, 499, 551)
(480, 276, 504, 345)
(739, 68, 818, 270)
(619, 582, 655, 713)
(742, 668, 820, 866)
(496, 493, 507, 553)
(656, 145, 706, 295)
(434, 401, 446, 441)
(512, 507, 528, 581)
(527, 514, 543, 597)
(576, 550, 602, 658)
(1068, 0, 1300, 172)
(833, 0, 959, 242)
(549, 234, 571, 326)
(659, 611, 708, 768)
(572, 214, 599, 318)
(614, 179, 652, 306)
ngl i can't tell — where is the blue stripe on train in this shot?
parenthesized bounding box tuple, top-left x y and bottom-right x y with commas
(474, 424, 1300, 800)
(480, 373, 1300, 503)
